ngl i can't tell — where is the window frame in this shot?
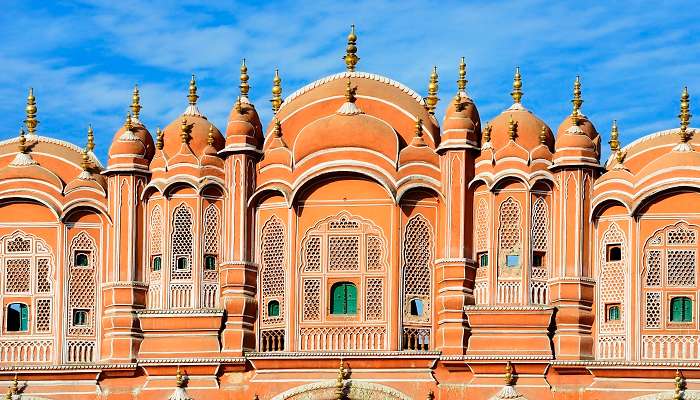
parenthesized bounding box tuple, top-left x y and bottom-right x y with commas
(670, 296, 693, 323)
(329, 281, 358, 316)
(6, 302, 29, 333)
(477, 252, 489, 268)
(505, 254, 520, 268)
(152, 255, 162, 271)
(606, 244, 622, 262)
(267, 299, 280, 317)
(74, 251, 90, 267)
(606, 303, 621, 322)
(204, 255, 217, 271)
(72, 308, 89, 327)
(175, 256, 189, 271)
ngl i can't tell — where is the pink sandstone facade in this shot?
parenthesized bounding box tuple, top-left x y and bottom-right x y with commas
(0, 28, 698, 399)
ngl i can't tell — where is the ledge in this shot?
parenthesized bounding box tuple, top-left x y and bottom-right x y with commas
(245, 351, 441, 359)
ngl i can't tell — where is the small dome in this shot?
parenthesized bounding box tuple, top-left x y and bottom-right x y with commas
(162, 114, 224, 157)
(487, 104, 554, 153)
(442, 93, 481, 144)
(225, 97, 263, 147)
(107, 117, 148, 167)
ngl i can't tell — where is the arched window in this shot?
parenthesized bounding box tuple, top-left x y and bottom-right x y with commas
(72, 309, 88, 326)
(204, 255, 216, 271)
(152, 256, 161, 271)
(607, 244, 622, 262)
(267, 300, 280, 317)
(75, 252, 89, 267)
(409, 298, 424, 317)
(671, 297, 693, 323)
(607, 304, 621, 321)
(7, 303, 28, 332)
(176, 257, 188, 270)
(330, 282, 357, 315)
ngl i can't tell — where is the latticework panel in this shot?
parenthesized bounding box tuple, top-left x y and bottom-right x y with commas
(498, 197, 522, 253)
(149, 205, 163, 255)
(260, 216, 286, 325)
(36, 258, 51, 293)
(5, 258, 30, 293)
(531, 198, 548, 252)
(475, 198, 489, 252)
(68, 232, 97, 336)
(303, 236, 322, 272)
(667, 249, 696, 287)
(170, 204, 193, 281)
(403, 215, 432, 322)
(328, 235, 360, 271)
(169, 283, 193, 308)
(35, 299, 51, 333)
(201, 283, 218, 308)
(365, 278, 384, 320)
(667, 224, 697, 245)
(148, 284, 161, 309)
(302, 279, 321, 321)
(645, 250, 662, 287)
(645, 291, 661, 328)
(599, 223, 626, 335)
(6, 236, 30, 253)
(366, 236, 385, 271)
(329, 216, 359, 230)
(203, 204, 220, 255)
(529, 281, 547, 305)
(299, 326, 386, 351)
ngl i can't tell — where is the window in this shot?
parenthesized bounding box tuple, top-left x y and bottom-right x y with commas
(72, 309, 88, 326)
(75, 252, 89, 267)
(7, 303, 28, 332)
(506, 255, 519, 267)
(606, 244, 622, 262)
(606, 304, 621, 321)
(533, 252, 545, 267)
(671, 297, 693, 323)
(330, 282, 357, 315)
(204, 255, 217, 270)
(478, 252, 488, 267)
(152, 256, 161, 271)
(176, 257, 188, 270)
(409, 298, 424, 317)
(267, 300, 280, 317)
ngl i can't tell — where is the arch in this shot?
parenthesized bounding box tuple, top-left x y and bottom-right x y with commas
(248, 185, 291, 208)
(0, 192, 61, 219)
(270, 379, 412, 400)
(260, 215, 286, 325)
(591, 197, 631, 221)
(163, 180, 198, 198)
(61, 203, 111, 225)
(632, 184, 700, 216)
(395, 180, 443, 203)
(402, 214, 433, 326)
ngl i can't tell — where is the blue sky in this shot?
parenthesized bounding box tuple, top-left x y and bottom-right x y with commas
(1, 1, 699, 162)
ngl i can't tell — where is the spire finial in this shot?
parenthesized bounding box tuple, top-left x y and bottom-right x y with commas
(425, 66, 439, 115)
(504, 361, 515, 386)
(511, 67, 523, 104)
(344, 24, 359, 72)
(24, 87, 39, 135)
(207, 125, 215, 146)
(335, 358, 345, 400)
(131, 84, 142, 119)
(240, 59, 250, 99)
(17, 127, 27, 154)
(572, 75, 583, 116)
(507, 115, 518, 140)
(457, 56, 467, 93)
(175, 366, 186, 388)
(483, 123, 492, 144)
(539, 125, 548, 145)
(679, 86, 693, 143)
(188, 74, 199, 105)
(81, 147, 90, 172)
(235, 96, 243, 113)
(271, 69, 282, 114)
(272, 118, 282, 138)
(180, 118, 189, 144)
(87, 124, 95, 152)
(415, 118, 423, 138)
(344, 78, 357, 103)
(124, 112, 133, 131)
(674, 369, 684, 400)
(609, 120, 620, 152)
(10, 374, 18, 395)
(156, 127, 164, 150)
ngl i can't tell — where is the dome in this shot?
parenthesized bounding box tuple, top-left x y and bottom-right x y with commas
(487, 104, 554, 152)
(442, 92, 481, 145)
(162, 114, 224, 158)
(225, 98, 263, 147)
(107, 117, 148, 168)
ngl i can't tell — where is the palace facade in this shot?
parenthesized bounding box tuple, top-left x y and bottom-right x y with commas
(0, 27, 698, 399)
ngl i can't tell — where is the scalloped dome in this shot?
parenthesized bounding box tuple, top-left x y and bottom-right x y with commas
(487, 104, 554, 153)
(225, 99, 263, 148)
(161, 114, 224, 158)
(442, 93, 481, 144)
(110, 121, 155, 161)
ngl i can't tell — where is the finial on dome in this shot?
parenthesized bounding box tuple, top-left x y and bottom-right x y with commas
(156, 127, 164, 150)
(504, 361, 515, 386)
(511, 67, 523, 104)
(272, 118, 282, 138)
(415, 118, 423, 138)
(344, 24, 359, 72)
(3, 388, 10, 400)
(457, 57, 467, 93)
(9, 374, 17, 396)
(24, 87, 39, 136)
(345, 78, 357, 103)
(235, 96, 243, 114)
(507, 114, 518, 140)
(572, 75, 583, 117)
(125, 112, 133, 131)
(17, 127, 27, 154)
(483, 123, 492, 144)
(609, 120, 620, 152)
(188, 74, 199, 105)
(271, 69, 282, 114)
(180, 118, 189, 144)
(674, 369, 684, 400)
(131, 84, 142, 119)
(87, 124, 95, 152)
(80, 147, 91, 172)
(240, 59, 250, 99)
(539, 125, 547, 145)
(424, 66, 439, 115)
(679, 86, 693, 143)
(207, 125, 215, 146)
(11, 127, 36, 166)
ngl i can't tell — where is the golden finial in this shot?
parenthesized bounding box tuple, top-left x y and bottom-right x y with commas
(240, 59, 250, 98)
(572, 75, 583, 118)
(207, 125, 215, 146)
(80, 148, 90, 172)
(415, 118, 423, 138)
(426, 390, 435, 400)
(156, 127, 164, 150)
(131, 84, 142, 119)
(482, 123, 492, 143)
(235, 96, 243, 113)
(674, 369, 684, 400)
(609, 120, 620, 152)
(511, 67, 523, 104)
(175, 366, 186, 388)
(188, 74, 199, 105)
(344, 78, 357, 103)
(17, 128, 27, 154)
(4, 389, 10, 400)
(180, 118, 189, 144)
(679, 86, 693, 143)
(504, 361, 515, 386)
(124, 112, 133, 131)
(272, 118, 282, 138)
(271, 69, 282, 114)
(457, 57, 467, 93)
(10, 374, 18, 395)
(24, 87, 38, 135)
(507, 115, 518, 140)
(344, 24, 359, 72)
(425, 66, 439, 115)
(539, 125, 548, 145)
(335, 358, 345, 400)
(87, 124, 95, 152)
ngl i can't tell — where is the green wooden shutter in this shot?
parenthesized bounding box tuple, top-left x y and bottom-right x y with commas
(672, 298, 684, 322)
(345, 284, 357, 314)
(332, 284, 346, 314)
(683, 298, 693, 322)
(20, 304, 28, 331)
